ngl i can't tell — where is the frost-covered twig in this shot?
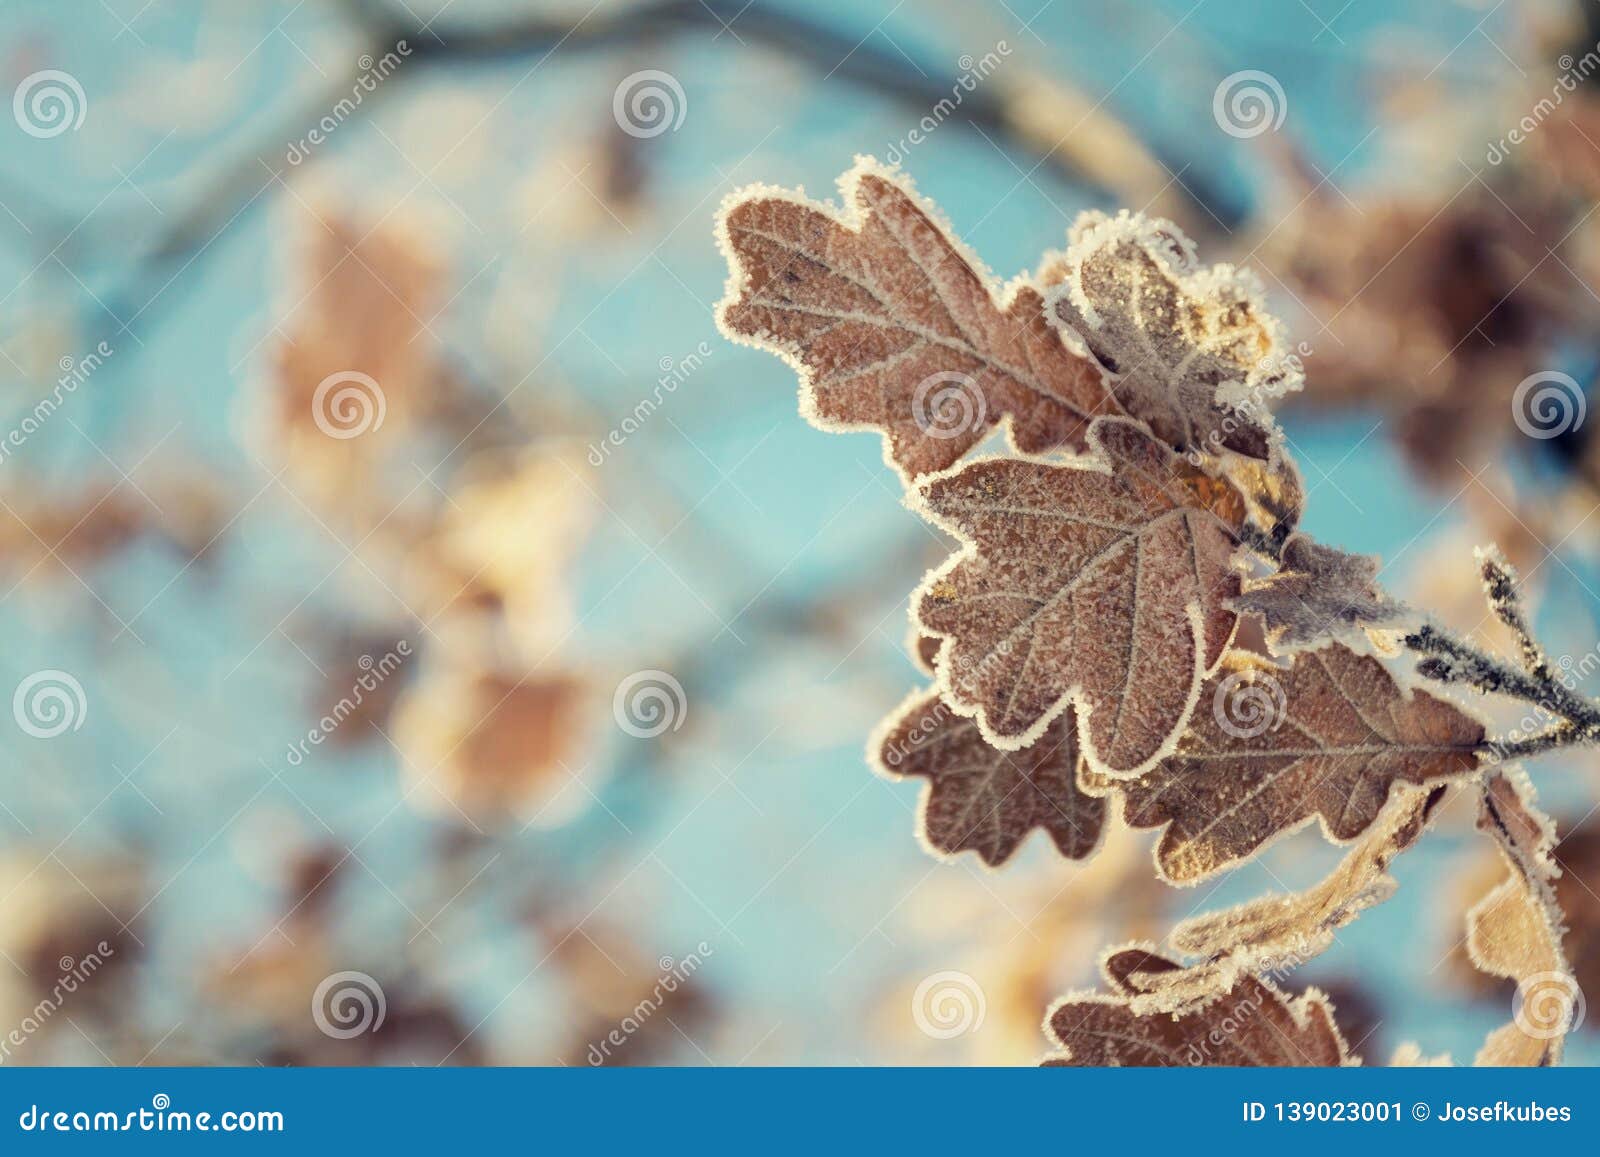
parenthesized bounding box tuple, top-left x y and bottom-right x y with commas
(1404, 622, 1600, 757)
(1477, 545, 1552, 682)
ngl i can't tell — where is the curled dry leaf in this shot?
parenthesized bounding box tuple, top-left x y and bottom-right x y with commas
(716, 158, 1115, 482)
(1467, 770, 1574, 1067)
(914, 416, 1245, 774)
(1132, 785, 1444, 1009)
(1043, 947, 1353, 1067)
(1101, 644, 1484, 884)
(873, 690, 1104, 867)
(1045, 210, 1302, 461)
(1233, 533, 1411, 652)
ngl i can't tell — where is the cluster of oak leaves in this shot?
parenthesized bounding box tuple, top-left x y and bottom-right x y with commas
(714, 158, 1578, 1067)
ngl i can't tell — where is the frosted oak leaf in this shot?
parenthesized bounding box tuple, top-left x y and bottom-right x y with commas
(913, 416, 1246, 774)
(874, 690, 1104, 867)
(1102, 644, 1484, 883)
(715, 158, 1117, 482)
(1233, 533, 1410, 652)
(1043, 948, 1353, 1067)
(1045, 210, 1302, 460)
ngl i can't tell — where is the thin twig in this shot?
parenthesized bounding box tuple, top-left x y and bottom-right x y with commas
(1477, 544, 1552, 682)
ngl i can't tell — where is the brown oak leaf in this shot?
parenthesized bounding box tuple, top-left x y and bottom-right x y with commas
(1044, 947, 1353, 1067)
(873, 690, 1103, 867)
(913, 416, 1246, 773)
(1467, 770, 1575, 1067)
(715, 159, 1117, 482)
(1233, 533, 1410, 652)
(1045, 210, 1302, 460)
(1101, 645, 1483, 884)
